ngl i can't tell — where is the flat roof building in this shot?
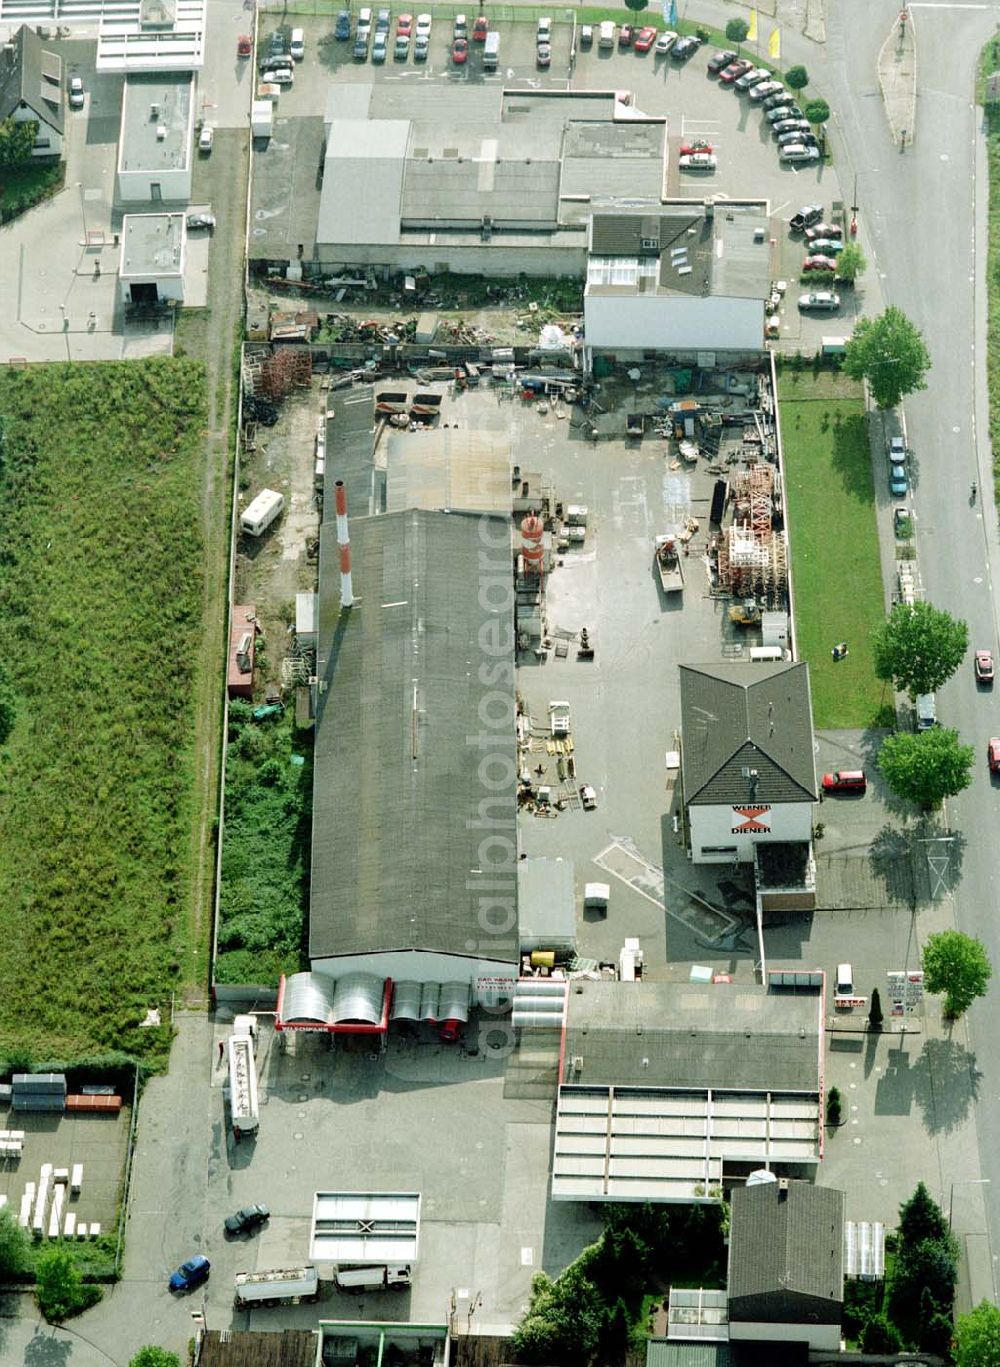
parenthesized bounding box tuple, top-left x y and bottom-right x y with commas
(118, 212, 185, 305)
(116, 71, 195, 203)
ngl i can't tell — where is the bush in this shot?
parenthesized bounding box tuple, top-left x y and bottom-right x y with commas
(826, 1086, 842, 1125)
(860, 1315, 903, 1352)
(786, 64, 809, 89)
(36, 1247, 103, 1323)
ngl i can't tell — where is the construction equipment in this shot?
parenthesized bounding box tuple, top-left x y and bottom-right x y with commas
(654, 534, 685, 593)
(729, 598, 762, 627)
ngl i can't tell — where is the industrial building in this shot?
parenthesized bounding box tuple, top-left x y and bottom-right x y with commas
(118, 212, 185, 305)
(96, 0, 207, 71)
(551, 980, 823, 1203)
(0, 27, 64, 158)
(679, 661, 818, 865)
(583, 203, 771, 360)
(116, 71, 195, 203)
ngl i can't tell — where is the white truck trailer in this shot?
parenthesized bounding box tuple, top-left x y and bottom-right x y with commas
(234, 1265, 319, 1306)
(227, 1033, 259, 1137)
(334, 1263, 412, 1291)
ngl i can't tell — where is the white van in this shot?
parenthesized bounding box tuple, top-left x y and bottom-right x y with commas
(289, 27, 305, 58)
(599, 19, 616, 48)
(915, 693, 937, 731)
(483, 30, 500, 69)
(240, 488, 285, 537)
(836, 963, 854, 996)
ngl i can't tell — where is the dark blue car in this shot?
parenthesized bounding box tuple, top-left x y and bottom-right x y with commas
(335, 10, 351, 38)
(169, 1255, 210, 1292)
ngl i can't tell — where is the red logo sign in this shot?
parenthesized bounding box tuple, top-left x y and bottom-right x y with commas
(731, 805, 771, 833)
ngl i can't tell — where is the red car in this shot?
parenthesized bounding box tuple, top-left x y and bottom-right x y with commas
(618, 23, 634, 47)
(237, 33, 252, 56)
(451, 36, 468, 62)
(989, 738, 1000, 773)
(821, 770, 867, 794)
(719, 57, 752, 83)
(396, 12, 412, 34)
(679, 139, 713, 156)
(472, 15, 488, 39)
(975, 649, 995, 683)
(634, 26, 658, 52)
(803, 255, 837, 273)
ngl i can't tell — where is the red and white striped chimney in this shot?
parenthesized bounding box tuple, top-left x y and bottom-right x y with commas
(335, 480, 354, 608)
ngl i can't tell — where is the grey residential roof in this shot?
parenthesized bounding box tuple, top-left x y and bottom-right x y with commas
(0, 26, 63, 135)
(309, 509, 518, 963)
(729, 1182, 844, 1314)
(680, 661, 817, 806)
(562, 980, 820, 1091)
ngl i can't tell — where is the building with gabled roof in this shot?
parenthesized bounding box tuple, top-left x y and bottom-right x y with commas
(679, 661, 817, 864)
(0, 26, 64, 158)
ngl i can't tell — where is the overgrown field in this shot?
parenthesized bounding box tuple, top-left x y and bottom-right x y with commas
(216, 704, 311, 986)
(780, 374, 889, 729)
(0, 359, 206, 1061)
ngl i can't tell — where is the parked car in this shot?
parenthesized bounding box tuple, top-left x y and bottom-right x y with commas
(822, 770, 867, 793)
(678, 152, 717, 171)
(396, 12, 412, 34)
(887, 435, 907, 464)
(749, 80, 784, 103)
(169, 1256, 210, 1292)
(225, 1204, 270, 1237)
(798, 290, 840, 311)
(580, 23, 593, 47)
(334, 10, 351, 38)
(778, 130, 818, 148)
(773, 118, 811, 137)
(353, 32, 369, 57)
(414, 34, 428, 58)
(261, 64, 293, 82)
(289, 26, 305, 59)
(472, 14, 488, 39)
(735, 66, 769, 89)
(707, 47, 737, 72)
(536, 41, 551, 65)
(599, 20, 616, 47)
(454, 11, 467, 37)
(451, 35, 468, 61)
(654, 30, 677, 53)
(415, 12, 431, 36)
(375, 7, 391, 31)
(763, 89, 796, 110)
(618, 23, 634, 47)
(836, 963, 855, 995)
(267, 30, 289, 59)
(719, 57, 753, 83)
(372, 31, 388, 60)
(805, 222, 843, 242)
(394, 33, 409, 57)
(790, 203, 824, 230)
(889, 463, 908, 496)
(237, 32, 253, 55)
(186, 212, 216, 230)
(197, 124, 214, 152)
(634, 26, 658, 52)
(975, 649, 995, 683)
(809, 237, 843, 254)
(893, 506, 911, 536)
(679, 140, 713, 155)
(803, 254, 838, 272)
(671, 34, 701, 59)
(989, 737, 1000, 773)
(767, 105, 803, 124)
(780, 143, 821, 162)
(68, 76, 85, 108)
(535, 16, 550, 42)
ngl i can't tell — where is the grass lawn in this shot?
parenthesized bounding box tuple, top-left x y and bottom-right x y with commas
(780, 373, 889, 728)
(0, 159, 64, 220)
(0, 359, 206, 1062)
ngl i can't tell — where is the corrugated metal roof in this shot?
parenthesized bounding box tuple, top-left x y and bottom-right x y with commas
(729, 1183, 844, 1312)
(385, 426, 512, 514)
(646, 1344, 735, 1367)
(679, 661, 817, 805)
(309, 510, 518, 964)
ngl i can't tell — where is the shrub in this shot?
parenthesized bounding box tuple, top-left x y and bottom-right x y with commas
(826, 1086, 842, 1125)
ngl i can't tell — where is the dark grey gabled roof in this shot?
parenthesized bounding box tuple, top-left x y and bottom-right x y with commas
(680, 661, 817, 805)
(728, 1182, 844, 1313)
(0, 26, 63, 136)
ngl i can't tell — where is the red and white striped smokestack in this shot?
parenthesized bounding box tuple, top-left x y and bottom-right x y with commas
(335, 480, 354, 608)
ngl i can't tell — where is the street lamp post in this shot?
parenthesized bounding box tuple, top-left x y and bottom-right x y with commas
(949, 1177, 990, 1229)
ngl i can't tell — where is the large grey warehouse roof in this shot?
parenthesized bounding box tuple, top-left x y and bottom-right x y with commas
(310, 509, 518, 963)
(729, 1182, 844, 1312)
(680, 661, 817, 806)
(562, 980, 820, 1092)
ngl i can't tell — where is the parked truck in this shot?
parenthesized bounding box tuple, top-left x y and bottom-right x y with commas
(334, 1263, 412, 1292)
(234, 1265, 319, 1306)
(654, 534, 684, 593)
(227, 1032, 259, 1137)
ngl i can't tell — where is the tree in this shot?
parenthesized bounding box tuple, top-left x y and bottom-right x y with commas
(868, 987, 883, 1030)
(0, 118, 36, 169)
(956, 1299, 1000, 1367)
(0, 1207, 30, 1277)
(785, 64, 809, 89)
(623, 0, 647, 13)
(860, 1315, 903, 1352)
(35, 1247, 102, 1323)
(835, 242, 867, 283)
(922, 929, 992, 1018)
(0, 659, 15, 747)
(899, 1182, 949, 1248)
(804, 97, 830, 125)
(511, 1265, 607, 1363)
(130, 1352, 181, 1367)
(871, 601, 969, 700)
(891, 1237, 958, 1325)
(843, 305, 932, 409)
(919, 1289, 955, 1356)
(826, 1085, 842, 1125)
(725, 17, 749, 48)
(878, 729, 974, 809)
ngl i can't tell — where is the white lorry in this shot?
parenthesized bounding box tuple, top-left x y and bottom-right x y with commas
(334, 1263, 412, 1291)
(234, 1265, 319, 1306)
(227, 1032, 259, 1137)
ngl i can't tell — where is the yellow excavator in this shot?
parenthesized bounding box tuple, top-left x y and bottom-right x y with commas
(729, 598, 762, 627)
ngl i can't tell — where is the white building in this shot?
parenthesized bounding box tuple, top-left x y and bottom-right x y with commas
(0, 27, 64, 158)
(116, 71, 195, 203)
(97, 0, 206, 72)
(584, 203, 771, 361)
(118, 212, 185, 305)
(679, 661, 817, 865)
